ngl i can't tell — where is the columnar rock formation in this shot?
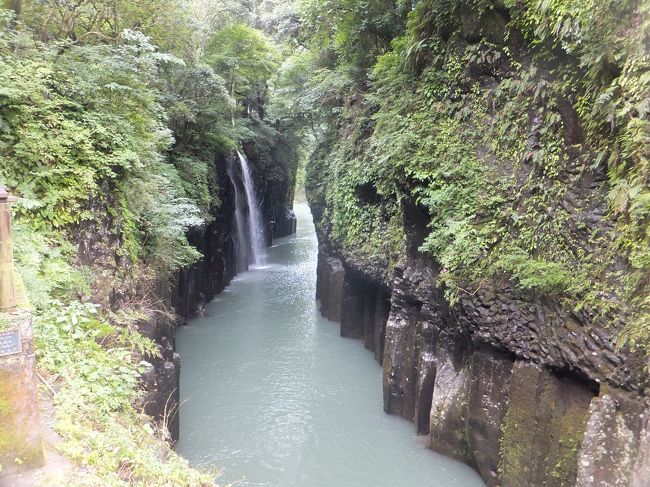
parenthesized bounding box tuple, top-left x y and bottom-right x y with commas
(315, 242, 649, 486)
(306, 0, 648, 483)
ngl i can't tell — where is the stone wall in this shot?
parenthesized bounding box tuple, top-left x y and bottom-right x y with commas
(315, 248, 650, 487)
(0, 311, 44, 477)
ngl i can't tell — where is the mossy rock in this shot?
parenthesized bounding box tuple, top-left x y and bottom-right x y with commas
(499, 362, 592, 487)
(0, 368, 44, 475)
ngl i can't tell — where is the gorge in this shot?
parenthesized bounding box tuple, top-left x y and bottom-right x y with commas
(175, 204, 485, 486)
(0, 0, 648, 486)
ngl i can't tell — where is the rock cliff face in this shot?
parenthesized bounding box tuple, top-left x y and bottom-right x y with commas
(172, 151, 239, 324)
(314, 235, 648, 486)
(306, 0, 648, 483)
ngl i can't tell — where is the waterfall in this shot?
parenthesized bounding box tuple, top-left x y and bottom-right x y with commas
(226, 156, 250, 272)
(226, 151, 266, 271)
(237, 151, 265, 267)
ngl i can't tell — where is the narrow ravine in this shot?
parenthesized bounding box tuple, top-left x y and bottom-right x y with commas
(175, 203, 485, 487)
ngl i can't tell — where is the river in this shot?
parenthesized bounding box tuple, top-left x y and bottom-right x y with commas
(175, 203, 485, 487)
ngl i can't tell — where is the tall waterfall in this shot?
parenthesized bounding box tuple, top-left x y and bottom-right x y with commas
(237, 151, 265, 267)
(226, 156, 249, 272)
(226, 151, 265, 271)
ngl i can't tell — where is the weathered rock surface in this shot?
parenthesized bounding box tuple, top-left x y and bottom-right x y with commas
(576, 392, 646, 487)
(466, 351, 512, 485)
(630, 409, 650, 487)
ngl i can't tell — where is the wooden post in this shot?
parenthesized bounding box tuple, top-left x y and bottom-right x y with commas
(0, 186, 17, 313)
(3, 0, 21, 15)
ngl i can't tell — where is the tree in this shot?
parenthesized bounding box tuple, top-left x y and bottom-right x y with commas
(205, 23, 279, 122)
(299, 0, 409, 78)
(20, 0, 194, 53)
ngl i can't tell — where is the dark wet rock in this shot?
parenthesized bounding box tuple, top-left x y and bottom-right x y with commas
(383, 303, 419, 420)
(242, 127, 298, 243)
(427, 339, 471, 461)
(302, 0, 647, 478)
(341, 276, 365, 339)
(467, 351, 513, 485)
(313, 243, 648, 487)
(172, 152, 238, 323)
(372, 291, 390, 364)
(316, 252, 345, 323)
(500, 362, 593, 487)
(272, 207, 297, 239)
(459, 2, 508, 45)
(576, 392, 645, 487)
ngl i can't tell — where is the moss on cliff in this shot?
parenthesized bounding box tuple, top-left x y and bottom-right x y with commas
(499, 364, 540, 485)
(545, 404, 590, 486)
(302, 0, 649, 349)
(499, 363, 591, 486)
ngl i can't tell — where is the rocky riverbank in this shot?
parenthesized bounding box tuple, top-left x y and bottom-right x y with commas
(314, 239, 649, 486)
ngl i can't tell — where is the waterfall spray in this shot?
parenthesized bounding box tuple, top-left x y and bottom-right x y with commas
(226, 157, 249, 272)
(237, 151, 265, 267)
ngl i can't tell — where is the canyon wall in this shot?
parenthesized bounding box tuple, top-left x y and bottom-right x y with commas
(154, 141, 296, 441)
(77, 137, 297, 443)
(306, 0, 648, 484)
(314, 241, 649, 486)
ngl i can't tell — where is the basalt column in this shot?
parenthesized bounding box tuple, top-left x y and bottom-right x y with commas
(311, 243, 649, 487)
(316, 252, 389, 366)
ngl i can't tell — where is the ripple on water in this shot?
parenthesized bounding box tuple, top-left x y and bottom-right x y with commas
(175, 203, 486, 487)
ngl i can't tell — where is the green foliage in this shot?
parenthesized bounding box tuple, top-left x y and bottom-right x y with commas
(22, 0, 195, 54)
(12, 221, 90, 308)
(258, 0, 303, 45)
(502, 0, 650, 343)
(10, 181, 211, 484)
(35, 301, 145, 413)
(0, 14, 210, 276)
(0, 27, 170, 226)
(124, 163, 204, 270)
(492, 250, 571, 294)
(298, 0, 649, 347)
(34, 300, 213, 486)
(206, 24, 279, 108)
(299, 0, 409, 77)
(267, 51, 320, 125)
(161, 61, 234, 149)
(171, 155, 216, 215)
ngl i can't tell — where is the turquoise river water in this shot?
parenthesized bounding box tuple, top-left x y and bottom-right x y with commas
(175, 203, 485, 487)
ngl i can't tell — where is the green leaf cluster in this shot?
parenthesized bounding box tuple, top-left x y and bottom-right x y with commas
(292, 0, 649, 346)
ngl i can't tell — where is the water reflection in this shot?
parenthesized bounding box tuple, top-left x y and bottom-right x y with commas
(175, 203, 485, 487)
